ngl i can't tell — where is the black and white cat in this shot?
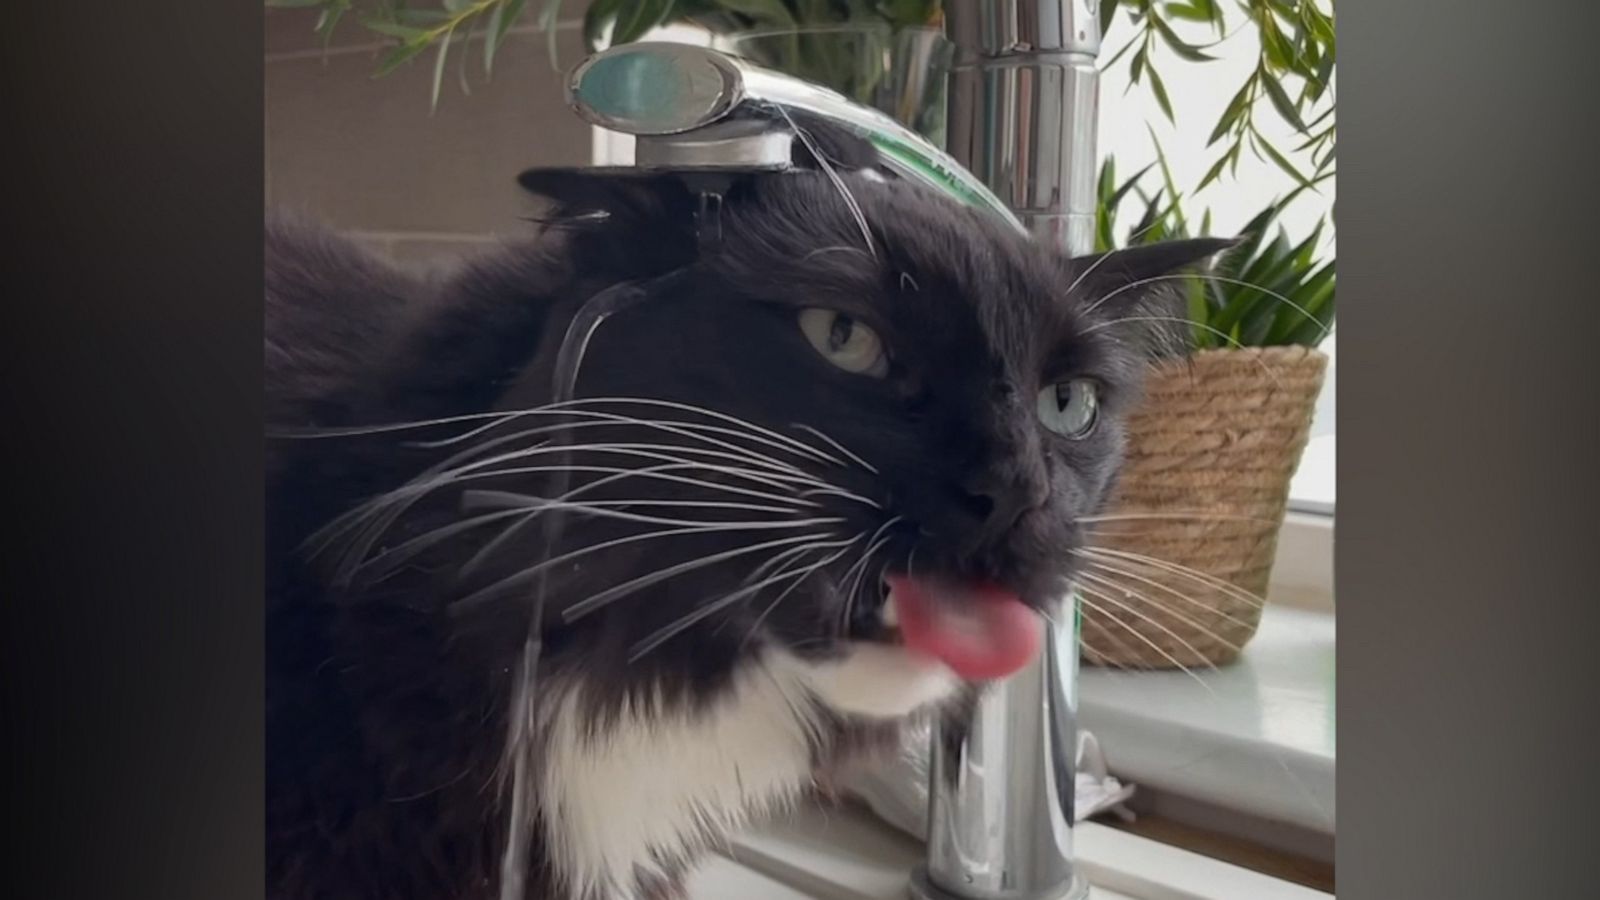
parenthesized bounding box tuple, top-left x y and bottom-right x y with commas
(265, 135, 1226, 899)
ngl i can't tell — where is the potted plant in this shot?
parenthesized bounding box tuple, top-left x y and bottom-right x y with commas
(1077, 158, 1334, 669)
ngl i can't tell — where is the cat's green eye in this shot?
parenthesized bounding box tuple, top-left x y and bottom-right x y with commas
(1037, 378, 1100, 438)
(798, 308, 889, 378)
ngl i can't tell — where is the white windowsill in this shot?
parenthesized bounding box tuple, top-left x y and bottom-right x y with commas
(1078, 602, 1336, 849)
(708, 800, 1330, 900)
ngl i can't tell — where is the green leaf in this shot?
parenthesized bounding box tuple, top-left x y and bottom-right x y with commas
(1261, 71, 1308, 132)
(394, 9, 459, 25)
(878, 0, 940, 27)
(1187, 281, 1213, 348)
(374, 39, 431, 76)
(315, 1, 349, 51)
(1130, 45, 1147, 85)
(1129, 189, 1165, 244)
(1267, 261, 1336, 343)
(539, 0, 571, 66)
(266, 0, 326, 8)
(364, 21, 429, 40)
(580, 0, 624, 52)
(1306, 103, 1337, 130)
(1280, 281, 1336, 347)
(1146, 65, 1175, 122)
(1203, 235, 1292, 336)
(1102, 35, 1138, 71)
(1096, 200, 1116, 254)
(1260, 20, 1293, 71)
(1238, 298, 1279, 346)
(1255, 134, 1312, 187)
(1148, 128, 1186, 230)
(715, 0, 798, 26)
(1110, 163, 1155, 210)
(1293, 123, 1332, 152)
(1293, 219, 1326, 269)
(486, 0, 529, 76)
(430, 30, 453, 111)
(1098, 158, 1116, 205)
(1166, 3, 1212, 24)
(1100, 0, 1120, 32)
(1208, 79, 1252, 146)
(1195, 151, 1231, 191)
(1151, 15, 1217, 61)
(1241, 255, 1319, 342)
(610, 0, 662, 45)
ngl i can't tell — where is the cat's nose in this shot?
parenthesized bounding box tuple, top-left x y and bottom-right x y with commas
(959, 467, 1049, 543)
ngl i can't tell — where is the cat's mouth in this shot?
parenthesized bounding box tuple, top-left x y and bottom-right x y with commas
(852, 574, 1042, 681)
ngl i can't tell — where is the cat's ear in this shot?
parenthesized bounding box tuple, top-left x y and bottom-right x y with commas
(1069, 237, 1236, 355)
(517, 168, 699, 228)
(1070, 238, 1237, 296)
(517, 167, 700, 275)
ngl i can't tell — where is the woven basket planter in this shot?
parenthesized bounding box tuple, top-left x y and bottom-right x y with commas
(1079, 346, 1328, 669)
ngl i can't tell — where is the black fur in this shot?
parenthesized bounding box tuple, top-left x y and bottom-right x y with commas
(266, 156, 1226, 899)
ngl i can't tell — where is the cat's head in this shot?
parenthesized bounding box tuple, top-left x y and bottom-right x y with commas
(385, 146, 1226, 719)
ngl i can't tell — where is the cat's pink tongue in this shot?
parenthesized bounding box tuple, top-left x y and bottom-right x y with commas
(886, 575, 1041, 680)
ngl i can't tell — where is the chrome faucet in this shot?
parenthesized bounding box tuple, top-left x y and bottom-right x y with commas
(557, 11, 1102, 894)
(911, 3, 1100, 900)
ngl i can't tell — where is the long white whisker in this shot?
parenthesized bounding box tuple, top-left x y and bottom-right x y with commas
(1074, 571, 1228, 676)
(1076, 546, 1267, 611)
(1076, 564, 1250, 651)
(362, 501, 818, 583)
(835, 517, 901, 633)
(320, 430, 869, 579)
(743, 541, 829, 589)
(425, 441, 829, 495)
(451, 523, 841, 615)
(1071, 553, 1259, 631)
(329, 460, 820, 556)
(460, 491, 798, 517)
(740, 536, 867, 648)
(1082, 315, 1287, 388)
(1076, 610, 1156, 672)
(572, 397, 846, 467)
(273, 396, 847, 469)
(1074, 588, 1214, 694)
(789, 424, 878, 475)
(352, 507, 547, 582)
(561, 531, 845, 623)
(313, 454, 813, 583)
(411, 414, 812, 479)
(777, 105, 876, 259)
(449, 461, 830, 581)
(452, 454, 823, 580)
(630, 537, 860, 661)
(1079, 511, 1278, 525)
(1083, 273, 1329, 341)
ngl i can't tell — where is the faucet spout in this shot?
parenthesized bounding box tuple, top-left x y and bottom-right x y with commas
(913, 2, 1101, 898)
(910, 616, 1087, 900)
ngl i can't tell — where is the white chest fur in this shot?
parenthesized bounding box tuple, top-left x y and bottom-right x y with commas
(537, 646, 958, 899)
